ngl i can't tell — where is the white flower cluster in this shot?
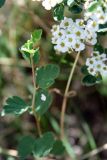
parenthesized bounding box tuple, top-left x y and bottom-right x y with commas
(86, 52, 107, 77)
(85, 6, 107, 24)
(33, 0, 63, 10)
(51, 17, 99, 53)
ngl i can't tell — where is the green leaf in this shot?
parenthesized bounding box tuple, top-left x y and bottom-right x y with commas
(33, 132, 55, 157)
(53, 4, 64, 21)
(35, 89, 52, 116)
(21, 40, 34, 54)
(1, 96, 29, 116)
(33, 49, 40, 64)
(81, 65, 88, 75)
(51, 140, 65, 156)
(18, 135, 35, 159)
(82, 75, 97, 86)
(0, 0, 6, 8)
(31, 29, 42, 43)
(88, 1, 98, 12)
(36, 64, 60, 89)
(69, 5, 82, 14)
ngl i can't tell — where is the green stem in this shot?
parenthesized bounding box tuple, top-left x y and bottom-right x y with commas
(31, 55, 42, 137)
(60, 51, 80, 139)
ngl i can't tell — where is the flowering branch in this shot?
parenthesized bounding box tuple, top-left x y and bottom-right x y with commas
(60, 51, 80, 138)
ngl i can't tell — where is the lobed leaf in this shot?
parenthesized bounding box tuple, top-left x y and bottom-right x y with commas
(36, 64, 60, 89)
(1, 96, 29, 116)
(51, 140, 65, 156)
(35, 89, 52, 116)
(33, 132, 55, 157)
(18, 135, 35, 159)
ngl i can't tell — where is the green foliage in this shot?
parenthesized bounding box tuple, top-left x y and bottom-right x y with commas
(51, 140, 65, 156)
(18, 135, 35, 159)
(53, 4, 64, 21)
(36, 64, 60, 89)
(33, 132, 54, 157)
(1, 96, 29, 116)
(31, 29, 42, 43)
(20, 29, 42, 63)
(69, 4, 82, 13)
(82, 75, 97, 86)
(35, 89, 52, 116)
(0, 0, 6, 8)
(87, 1, 99, 12)
(81, 65, 88, 75)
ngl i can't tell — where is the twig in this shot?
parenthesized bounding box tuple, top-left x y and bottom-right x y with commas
(80, 143, 107, 160)
(60, 51, 80, 139)
(31, 55, 42, 137)
(0, 148, 18, 157)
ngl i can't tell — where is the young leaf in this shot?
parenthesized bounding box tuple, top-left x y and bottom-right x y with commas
(33, 132, 55, 157)
(0, 0, 6, 8)
(51, 140, 65, 156)
(18, 135, 35, 159)
(31, 29, 42, 43)
(82, 75, 97, 86)
(35, 89, 52, 116)
(36, 64, 60, 89)
(1, 96, 29, 116)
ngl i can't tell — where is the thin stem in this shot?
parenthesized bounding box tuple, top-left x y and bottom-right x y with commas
(60, 51, 80, 139)
(31, 55, 42, 137)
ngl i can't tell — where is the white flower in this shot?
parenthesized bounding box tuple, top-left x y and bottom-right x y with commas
(74, 27, 86, 39)
(72, 40, 85, 52)
(75, 19, 85, 28)
(51, 17, 98, 53)
(54, 40, 68, 53)
(66, 34, 76, 47)
(86, 52, 107, 77)
(85, 4, 107, 25)
(86, 19, 99, 32)
(60, 17, 73, 29)
(37, 0, 63, 10)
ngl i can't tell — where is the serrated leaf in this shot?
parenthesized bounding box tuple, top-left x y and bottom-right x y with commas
(0, 0, 6, 8)
(18, 135, 35, 159)
(1, 96, 29, 116)
(51, 140, 65, 156)
(53, 4, 64, 21)
(35, 89, 52, 116)
(36, 64, 60, 89)
(31, 29, 42, 43)
(82, 75, 97, 86)
(33, 132, 55, 157)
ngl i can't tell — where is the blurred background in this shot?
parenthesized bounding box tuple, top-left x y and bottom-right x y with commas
(0, 0, 107, 160)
